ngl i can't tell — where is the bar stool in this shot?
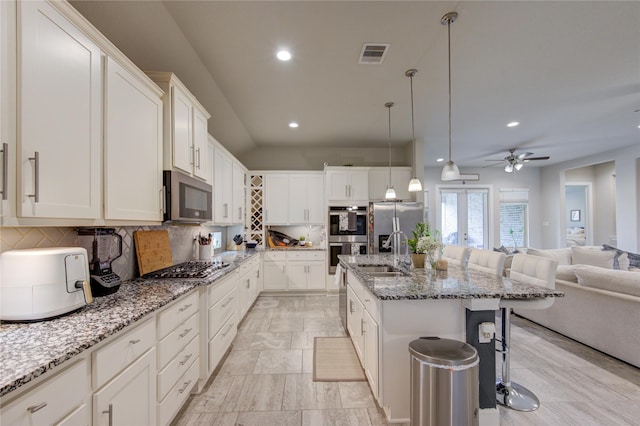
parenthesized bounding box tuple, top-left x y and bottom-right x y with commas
(441, 245, 471, 268)
(467, 248, 506, 276)
(497, 253, 558, 411)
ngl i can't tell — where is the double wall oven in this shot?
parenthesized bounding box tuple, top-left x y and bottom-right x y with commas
(328, 206, 368, 274)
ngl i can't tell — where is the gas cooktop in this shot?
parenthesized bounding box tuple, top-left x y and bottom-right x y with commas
(142, 260, 229, 279)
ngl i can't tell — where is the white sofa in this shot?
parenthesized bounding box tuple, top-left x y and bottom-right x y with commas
(514, 246, 640, 368)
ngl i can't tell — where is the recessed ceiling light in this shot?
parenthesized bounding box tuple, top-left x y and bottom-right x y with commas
(506, 121, 520, 128)
(288, 122, 299, 128)
(436, 158, 444, 162)
(276, 50, 292, 61)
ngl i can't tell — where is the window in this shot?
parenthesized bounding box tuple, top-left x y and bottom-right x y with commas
(499, 189, 529, 249)
(439, 188, 489, 249)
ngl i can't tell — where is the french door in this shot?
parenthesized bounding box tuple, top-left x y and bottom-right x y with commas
(439, 188, 489, 249)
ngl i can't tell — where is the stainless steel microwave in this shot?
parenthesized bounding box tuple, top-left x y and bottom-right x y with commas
(163, 170, 212, 223)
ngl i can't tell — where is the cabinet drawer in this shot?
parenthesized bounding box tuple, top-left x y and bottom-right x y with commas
(263, 251, 286, 261)
(362, 289, 380, 321)
(209, 286, 238, 339)
(157, 334, 199, 400)
(208, 314, 237, 372)
(158, 312, 199, 369)
(208, 273, 236, 308)
(1, 359, 90, 426)
(56, 401, 90, 426)
(286, 251, 324, 261)
(157, 356, 199, 426)
(157, 291, 199, 339)
(94, 318, 155, 389)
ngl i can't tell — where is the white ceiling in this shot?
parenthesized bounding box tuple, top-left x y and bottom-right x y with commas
(72, 1, 640, 169)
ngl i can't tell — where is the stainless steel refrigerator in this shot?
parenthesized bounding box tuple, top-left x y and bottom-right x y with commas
(369, 202, 424, 254)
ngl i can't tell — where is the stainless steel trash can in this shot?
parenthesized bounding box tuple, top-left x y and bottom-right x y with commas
(409, 337, 479, 426)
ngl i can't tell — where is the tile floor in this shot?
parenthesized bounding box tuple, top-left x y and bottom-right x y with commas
(173, 295, 640, 426)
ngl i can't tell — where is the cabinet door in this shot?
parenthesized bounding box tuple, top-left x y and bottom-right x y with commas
(93, 349, 157, 426)
(346, 286, 364, 363)
(326, 170, 350, 201)
(306, 174, 325, 224)
(214, 147, 232, 223)
(19, 0, 101, 218)
(104, 57, 163, 221)
(348, 170, 369, 201)
(262, 261, 287, 290)
(171, 85, 193, 175)
(192, 108, 208, 180)
(306, 261, 326, 290)
(287, 175, 307, 224)
(238, 273, 252, 317)
(264, 174, 288, 224)
(368, 168, 388, 201)
(287, 263, 307, 289)
(391, 168, 412, 201)
(363, 309, 379, 399)
(231, 162, 245, 224)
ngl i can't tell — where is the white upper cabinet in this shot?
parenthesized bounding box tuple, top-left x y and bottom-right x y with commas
(368, 167, 412, 201)
(213, 141, 233, 224)
(231, 162, 246, 224)
(264, 172, 324, 225)
(326, 168, 368, 203)
(104, 57, 163, 221)
(146, 72, 210, 180)
(18, 0, 102, 219)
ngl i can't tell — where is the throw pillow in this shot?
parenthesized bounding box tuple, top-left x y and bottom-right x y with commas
(574, 264, 640, 297)
(493, 246, 511, 255)
(571, 246, 616, 269)
(527, 247, 572, 265)
(602, 244, 640, 269)
(555, 265, 578, 283)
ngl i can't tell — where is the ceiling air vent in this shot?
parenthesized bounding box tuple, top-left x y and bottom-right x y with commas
(358, 43, 390, 64)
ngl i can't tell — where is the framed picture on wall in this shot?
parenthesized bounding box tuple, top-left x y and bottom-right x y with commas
(570, 210, 581, 221)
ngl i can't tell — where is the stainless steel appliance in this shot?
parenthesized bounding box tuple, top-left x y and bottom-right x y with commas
(77, 228, 123, 297)
(141, 260, 228, 279)
(163, 170, 212, 223)
(369, 201, 424, 254)
(328, 206, 368, 274)
(0, 247, 93, 321)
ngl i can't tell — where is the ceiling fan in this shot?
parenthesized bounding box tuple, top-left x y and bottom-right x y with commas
(485, 148, 550, 172)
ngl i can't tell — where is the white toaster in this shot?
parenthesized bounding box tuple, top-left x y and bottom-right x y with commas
(0, 247, 94, 321)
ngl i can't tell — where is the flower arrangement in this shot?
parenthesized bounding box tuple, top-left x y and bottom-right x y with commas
(408, 222, 430, 254)
(416, 234, 442, 256)
(408, 222, 443, 269)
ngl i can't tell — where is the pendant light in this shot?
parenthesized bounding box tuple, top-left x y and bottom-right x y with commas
(384, 102, 397, 200)
(440, 11, 461, 181)
(406, 69, 423, 192)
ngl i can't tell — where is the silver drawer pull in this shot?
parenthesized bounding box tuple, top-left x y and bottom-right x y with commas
(102, 403, 113, 426)
(221, 297, 234, 307)
(178, 380, 192, 394)
(27, 402, 47, 413)
(179, 303, 192, 312)
(129, 339, 140, 344)
(1, 143, 7, 200)
(179, 328, 192, 338)
(27, 151, 39, 202)
(222, 323, 235, 337)
(179, 353, 193, 366)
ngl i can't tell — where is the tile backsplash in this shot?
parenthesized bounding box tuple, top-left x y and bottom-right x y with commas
(0, 224, 233, 281)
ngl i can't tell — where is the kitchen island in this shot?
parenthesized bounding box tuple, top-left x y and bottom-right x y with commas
(338, 254, 563, 425)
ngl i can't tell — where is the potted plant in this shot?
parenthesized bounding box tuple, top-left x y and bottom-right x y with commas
(408, 222, 443, 269)
(408, 222, 430, 268)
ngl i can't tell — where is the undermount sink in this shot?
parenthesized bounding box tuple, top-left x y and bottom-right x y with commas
(358, 265, 409, 277)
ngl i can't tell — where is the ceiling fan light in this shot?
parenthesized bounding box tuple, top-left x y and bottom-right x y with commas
(441, 161, 460, 181)
(514, 163, 524, 171)
(505, 164, 514, 173)
(408, 178, 422, 192)
(385, 187, 397, 199)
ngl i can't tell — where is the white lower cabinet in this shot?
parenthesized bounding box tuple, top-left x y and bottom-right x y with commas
(93, 348, 157, 426)
(264, 251, 326, 291)
(363, 309, 379, 399)
(263, 251, 288, 291)
(346, 285, 364, 362)
(1, 358, 91, 426)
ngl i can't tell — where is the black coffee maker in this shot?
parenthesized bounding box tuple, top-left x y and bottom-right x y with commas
(77, 228, 123, 296)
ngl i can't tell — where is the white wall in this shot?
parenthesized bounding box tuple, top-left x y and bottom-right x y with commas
(540, 144, 639, 252)
(423, 166, 542, 249)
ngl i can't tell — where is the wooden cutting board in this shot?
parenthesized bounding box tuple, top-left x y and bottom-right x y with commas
(134, 230, 173, 276)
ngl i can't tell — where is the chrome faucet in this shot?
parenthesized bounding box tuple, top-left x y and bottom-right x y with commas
(383, 230, 412, 271)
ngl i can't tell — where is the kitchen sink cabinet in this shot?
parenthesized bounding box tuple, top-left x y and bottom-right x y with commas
(146, 72, 210, 180)
(368, 167, 413, 202)
(325, 167, 369, 203)
(104, 56, 163, 221)
(17, 0, 102, 219)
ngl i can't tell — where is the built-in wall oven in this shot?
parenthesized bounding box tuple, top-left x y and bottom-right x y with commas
(328, 206, 368, 274)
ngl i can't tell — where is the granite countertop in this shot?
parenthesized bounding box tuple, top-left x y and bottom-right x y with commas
(0, 250, 259, 398)
(339, 254, 565, 301)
